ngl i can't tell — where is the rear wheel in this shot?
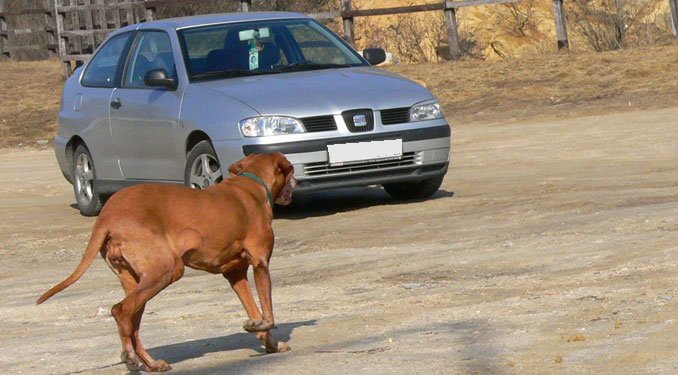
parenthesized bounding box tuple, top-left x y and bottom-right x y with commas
(383, 174, 445, 200)
(185, 141, 223, 189)
(73, 144, 105, 216)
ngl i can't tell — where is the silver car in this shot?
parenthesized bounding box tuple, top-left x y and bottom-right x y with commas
(55, 12, 451, 216)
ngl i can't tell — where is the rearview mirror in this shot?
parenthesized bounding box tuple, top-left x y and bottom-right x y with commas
(144, 69, 177, 90)
(362, 48, 386, 66)
(239, 28, 271, 41)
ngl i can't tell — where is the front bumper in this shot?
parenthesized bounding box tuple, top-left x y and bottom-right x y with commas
(221, 124, 451, 193)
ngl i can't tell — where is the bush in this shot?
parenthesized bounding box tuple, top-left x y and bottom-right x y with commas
(569, 0, 666, 51)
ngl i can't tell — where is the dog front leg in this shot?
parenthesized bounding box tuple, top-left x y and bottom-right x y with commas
(224, 267, 289, 353)
(224, 267, 264, 324)
(251, 263, 290, 353)
(251, 262, 274, 329)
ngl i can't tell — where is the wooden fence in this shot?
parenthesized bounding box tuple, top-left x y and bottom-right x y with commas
(0, 0, 59, 60)
(56, 0, 149, 77)
(671, 0, 678, 36)
(0, 0, 677, 76)
(144, 0, 520, 60)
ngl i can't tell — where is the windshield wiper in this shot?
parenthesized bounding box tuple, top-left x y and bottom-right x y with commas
(277, 62, 353, 72)
(192, 63, 354, 80)
(192, 69, 271, 81)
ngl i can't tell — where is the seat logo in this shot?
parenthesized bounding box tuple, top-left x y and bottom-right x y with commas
(353, 114, 368, 127)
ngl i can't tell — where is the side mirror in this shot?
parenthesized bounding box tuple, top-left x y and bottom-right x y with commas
(144, 69, 177, 90)
(362, 48, 386, 66)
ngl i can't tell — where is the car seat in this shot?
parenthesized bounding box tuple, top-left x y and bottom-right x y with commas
(205, 49, 228, 73)
(223, 30, 250, 71)
(258, 42, 281, 70)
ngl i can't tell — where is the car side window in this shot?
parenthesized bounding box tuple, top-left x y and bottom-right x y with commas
(81, 32, 133, 88)
(125, 31, 177, 89)
(287, 24, 354, 65)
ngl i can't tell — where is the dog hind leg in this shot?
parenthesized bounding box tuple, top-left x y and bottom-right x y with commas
(111, 268, 143, 370)
(107, 240, 178, 372)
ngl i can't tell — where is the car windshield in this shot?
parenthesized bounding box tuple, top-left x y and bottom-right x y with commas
(178, 18, 367, 81)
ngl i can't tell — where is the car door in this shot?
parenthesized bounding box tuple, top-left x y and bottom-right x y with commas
(110, 30, 184, 181)
(76, 31, 135, 180)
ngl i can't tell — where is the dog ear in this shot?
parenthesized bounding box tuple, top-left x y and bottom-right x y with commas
(276, 153, 294, 179)
(228, 160, 245, 176)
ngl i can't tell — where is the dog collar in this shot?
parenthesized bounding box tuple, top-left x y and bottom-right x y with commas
(238, 172, 274, 204)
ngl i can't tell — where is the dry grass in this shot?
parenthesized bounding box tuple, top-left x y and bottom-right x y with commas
(0, 42, 676, 148)
(389, 42, 678, 125)
(0, 59, 63, 147)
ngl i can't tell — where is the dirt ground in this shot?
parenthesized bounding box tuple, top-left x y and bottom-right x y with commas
(0, 105, 675, 374)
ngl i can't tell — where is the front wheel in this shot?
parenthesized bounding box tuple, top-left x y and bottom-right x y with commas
(185, 141, 223, 189)
(383, 174, 445, 200)
(73, 144, 105, 216)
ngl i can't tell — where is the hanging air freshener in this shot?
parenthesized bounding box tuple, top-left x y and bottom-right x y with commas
(248, 30, 260, 70)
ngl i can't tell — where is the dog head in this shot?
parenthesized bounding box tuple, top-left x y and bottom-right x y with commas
(272, 153, 296, 205)
(228, 153, 296, 206)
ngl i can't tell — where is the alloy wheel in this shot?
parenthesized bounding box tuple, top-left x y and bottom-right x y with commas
(188, 153, 223, 189)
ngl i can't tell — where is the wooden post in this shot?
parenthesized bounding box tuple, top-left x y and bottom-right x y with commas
(342, 0, 355, 46)
(125, 1, 135, 26)
(145, 6, 156, 22)
(68, 0, 83, 54)
(444, 6, 461, 59)
(552, 0, 569, 49)
(44, 0, 57, 56)
(83, 0, 95, 53)
(615, 0, 624, 48)
(240, 0, 252, 12)
(669, 0, 678, 37)
(0, 11, 9, 59)
(55, 1, 71, 78)
(112, 2, 122, 29)
(95, 0, 106, 29)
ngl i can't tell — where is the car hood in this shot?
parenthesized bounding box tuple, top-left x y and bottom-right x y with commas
(194, 67, 435, 117)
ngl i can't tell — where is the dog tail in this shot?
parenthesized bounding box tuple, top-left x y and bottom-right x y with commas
(36, 225, 108, 305)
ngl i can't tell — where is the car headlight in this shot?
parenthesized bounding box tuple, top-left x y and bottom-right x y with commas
(410, 102, 443, 122)
(239, 116, 305, 137)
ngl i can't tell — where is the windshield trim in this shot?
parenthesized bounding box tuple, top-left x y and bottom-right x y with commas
(177, 18, 369, 83)
(175, 14, 306, 31)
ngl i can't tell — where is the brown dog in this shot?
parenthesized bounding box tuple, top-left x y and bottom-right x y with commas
(37, 153, 296, 372)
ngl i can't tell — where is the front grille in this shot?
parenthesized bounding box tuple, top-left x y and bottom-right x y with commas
(304, 152, 420, 177)
(342, 109, 374, 133)
(380, 107, 410, 125)
(301, 115, 337, 132)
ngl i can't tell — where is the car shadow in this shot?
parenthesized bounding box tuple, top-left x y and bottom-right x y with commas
(274, 187, 454, 220)
(147, 320, 317, 364)
(69, 187, 455, 220)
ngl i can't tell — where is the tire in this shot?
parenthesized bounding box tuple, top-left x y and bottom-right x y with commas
(72, 144, 105, 216)
(185, 141, 223, 189)
(383, 174, 445, 200)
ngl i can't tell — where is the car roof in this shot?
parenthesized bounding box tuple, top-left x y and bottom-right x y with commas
(115, 11, 310, 34)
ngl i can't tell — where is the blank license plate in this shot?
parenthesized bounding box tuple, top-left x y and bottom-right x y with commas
(328, 139, 403, 166)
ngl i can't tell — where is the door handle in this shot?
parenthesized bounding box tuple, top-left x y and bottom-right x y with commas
(110, 98, 122, 109)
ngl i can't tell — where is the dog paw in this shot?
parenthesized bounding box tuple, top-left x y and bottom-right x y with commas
(264, 339, 290, 353)
(277, 341, 291, 352)
(144, 359, 172, 372)
(243, 319, 274, 332)
(121, 350, 142, 371)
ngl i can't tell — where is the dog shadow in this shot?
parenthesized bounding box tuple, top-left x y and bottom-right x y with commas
(147, 320, 317, 364)
(275, 187, 454, 219)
